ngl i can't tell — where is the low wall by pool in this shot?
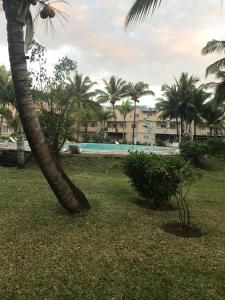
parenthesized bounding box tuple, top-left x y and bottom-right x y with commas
(63, 143, 179, 155)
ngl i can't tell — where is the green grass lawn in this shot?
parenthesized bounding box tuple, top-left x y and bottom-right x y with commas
(0, 155, 225, 299)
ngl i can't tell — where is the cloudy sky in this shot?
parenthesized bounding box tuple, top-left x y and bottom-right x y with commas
(0, 0, 225, 105)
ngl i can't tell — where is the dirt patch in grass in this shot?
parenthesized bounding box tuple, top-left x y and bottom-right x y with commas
(161, 222, 205, 238)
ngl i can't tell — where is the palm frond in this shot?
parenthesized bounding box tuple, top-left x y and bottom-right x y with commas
(25, 9, 34, 52)
(206, 57, 225, 76)
(202, 40, 225, 56)
(125, 0, 162, 28)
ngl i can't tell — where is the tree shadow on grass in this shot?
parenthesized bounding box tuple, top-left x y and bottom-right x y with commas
(161, 222, 205, 238)
(195, 156, 225, 171)
(134, 198, 177, 211)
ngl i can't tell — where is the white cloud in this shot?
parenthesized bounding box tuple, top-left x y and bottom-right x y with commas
(0, 0, 224, 106)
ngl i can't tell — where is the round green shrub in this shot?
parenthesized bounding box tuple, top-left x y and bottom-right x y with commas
(180, 141, 208, 163)
(124, 152, 187, 206)
(206, 138, 225, 156)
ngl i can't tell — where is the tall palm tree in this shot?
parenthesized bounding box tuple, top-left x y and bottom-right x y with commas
(125, 82, 154, 144)
(191, 86, 211, 140)
(96, 76, 127, 140)
(156, 84, 180, 139)
(118, 100, 133, 142)
(97, 110, 114, 141)
(79, 107, 97, 141)
(174, 73, 199, 137)
(156, 73, 200, 140)
(2, 0, 90, 213)
(67, 73, 97, 140)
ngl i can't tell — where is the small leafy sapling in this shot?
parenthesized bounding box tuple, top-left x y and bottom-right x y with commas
(175, 165, 202, 232)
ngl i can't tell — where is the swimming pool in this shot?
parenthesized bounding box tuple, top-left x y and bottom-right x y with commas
(64, 143, 179, 155)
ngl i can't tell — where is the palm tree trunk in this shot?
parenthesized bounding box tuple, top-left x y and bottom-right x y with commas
(123, 117, 126, 143)
(5, 8, 90, 213)
(0, 115, 3, 137)
(84, 124, 88, 141)
(112, 103, 118, 140)
(193, 121, 197, 142)
(175, 117, 179, 142)
(132, 101, 137, 145)
(17, 133, 25, 168)
(180, 116, 184, 140)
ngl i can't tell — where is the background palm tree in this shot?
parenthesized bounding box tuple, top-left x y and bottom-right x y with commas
(96, 76, 127, 140)
(125, 82, 154, 144)
(156, 84, 180, 140)
(97, 110, 114, 141)
(68, 73, 97, 141)
(0, 104, 25, 167)
(0, 65, 13, 137)
(191, 86, 211, 140)
(201, 101, 225, 136)
(175, 73, 199, 136)
(118, 100, 133, 142)
(79, 107, 99, 141)
(156, 73, 203, 141)
(2, 0, 90, 213)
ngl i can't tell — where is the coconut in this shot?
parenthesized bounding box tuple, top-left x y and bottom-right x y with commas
(40, 8, 48, 19)
(40, 5, 53, 19)
(49, 8, 56, 19)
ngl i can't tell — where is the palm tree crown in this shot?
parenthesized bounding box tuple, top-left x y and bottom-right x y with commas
(202, 40, 225, 76)
(125, 81, 154, 144)
(96, 76, 127, 140)
(96, 76, 127, 105)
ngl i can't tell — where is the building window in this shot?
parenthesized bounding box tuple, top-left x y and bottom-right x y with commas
(108, 122, 116, 128)
(170, 124, 176, 129)
(3, 126, 9, 133)
(160, 124, 167, 128)
(143, 135, 149, 140)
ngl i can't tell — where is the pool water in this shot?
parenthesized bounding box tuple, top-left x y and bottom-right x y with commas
(64, 143, 178, 154)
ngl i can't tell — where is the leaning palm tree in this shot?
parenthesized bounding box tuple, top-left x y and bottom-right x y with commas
(2, 0, 90, 213)
(118, 100, 133, 142)
(67, 73, 97, 140)
(96, 76, 127, 140)
(125, 82, 154, 144)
